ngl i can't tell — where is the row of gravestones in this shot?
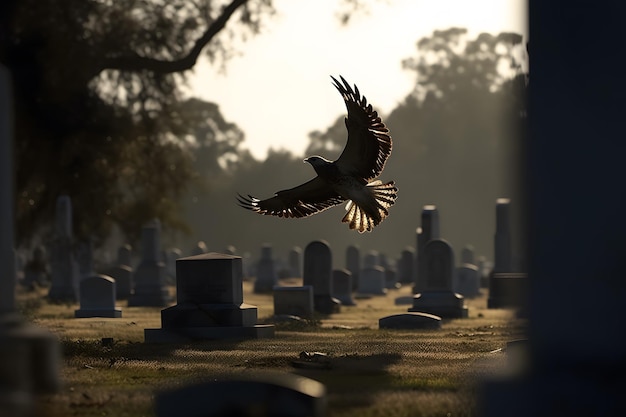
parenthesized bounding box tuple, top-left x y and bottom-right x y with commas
(269, 199, 525, 324)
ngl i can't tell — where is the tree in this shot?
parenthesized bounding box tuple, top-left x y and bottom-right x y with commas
(0, 0, 275, 247)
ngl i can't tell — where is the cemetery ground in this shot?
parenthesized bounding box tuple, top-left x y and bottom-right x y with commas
(17, 279, 524, 417)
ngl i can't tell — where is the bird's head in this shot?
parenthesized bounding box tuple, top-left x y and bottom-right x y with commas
(304, 156, 331, 169)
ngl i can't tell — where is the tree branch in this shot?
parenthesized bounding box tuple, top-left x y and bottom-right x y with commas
(100, 0, 248, 74)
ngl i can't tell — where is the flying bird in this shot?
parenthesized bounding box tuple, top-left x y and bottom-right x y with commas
(237, 75, 398, 233)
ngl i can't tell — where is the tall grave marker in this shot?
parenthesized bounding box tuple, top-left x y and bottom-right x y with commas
(48, 195, 80, 302)
(0, 64, 60, 415)
(414, 205, 440, 293)
(409, 239, 468, 318)
(303, 240, 341, 314)
(128, 220, 172, 307)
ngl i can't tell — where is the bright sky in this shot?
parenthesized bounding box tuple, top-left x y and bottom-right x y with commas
(190, 0, 528, 160)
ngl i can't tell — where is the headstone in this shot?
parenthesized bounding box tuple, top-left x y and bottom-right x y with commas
(363, 250, 379, 268)
(287, 246, 302, 278)
(165, 247, 182, 284)
(154, 373, 326, 417)
(345, 245, 361, 290)
(409, 239, 468, 318)
(117, 244, 132, 267)
(75, 275, 122, 318)
(379, 312, 442, 330)
(414, 205, 440, 293)
(144, 253, 275, 342)
(461, 245, 475, 265)
(48, 195, 80, 302)
(331, 269, 356, 306)
(128, 220, 172, 307)
(357, 266, 387, 295)
(254, 244, 278, 293)
(494, 198, 512, 273)
(303, 240, 341, 314)
(397, 247, 415, 284)
(0, 64, 60, 414)
(487, 272, 528, 309)
(76, 239, 94, 277)
(477, 256, 491, 288)
(455, 264, 481, 297)
(384, 268, 399, 289)
(273, 285, 314, 318)
(101, 244, 133, 299)
(488, 199, 528, 309)
(22, 246, 49, 289)
(481, 6, 626, 414)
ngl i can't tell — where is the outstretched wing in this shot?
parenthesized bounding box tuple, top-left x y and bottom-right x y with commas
(237, 177, 345, 218)
(331, 75, 392, 182)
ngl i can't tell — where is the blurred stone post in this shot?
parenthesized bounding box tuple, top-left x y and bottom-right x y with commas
(0, 64, 60, 416)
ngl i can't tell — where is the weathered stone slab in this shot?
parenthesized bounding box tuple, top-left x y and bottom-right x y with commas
(273, 285, 314, 318)
(379, 313, 442, 330)
(75, 275, 122, 318)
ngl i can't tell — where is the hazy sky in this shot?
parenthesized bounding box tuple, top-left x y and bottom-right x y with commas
(190, 0, 528, 159)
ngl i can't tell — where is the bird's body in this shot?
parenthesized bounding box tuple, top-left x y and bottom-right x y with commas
(238, 76, 398, 233)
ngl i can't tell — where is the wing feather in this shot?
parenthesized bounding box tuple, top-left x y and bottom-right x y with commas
(237, 177, 345, 218)
(330, 75, 392, 181)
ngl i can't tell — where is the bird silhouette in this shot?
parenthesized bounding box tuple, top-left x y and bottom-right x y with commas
(237, 75, 397, 233)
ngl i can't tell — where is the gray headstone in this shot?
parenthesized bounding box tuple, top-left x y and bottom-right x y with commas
(409, 239, 468, 318)
(22, 246, 49, 289)
(455, 264, 481, 297)
(165, 247, 182, 283)
(128, 220, 172, 307)
(379, 312, 442, 330)
(254, 244, 278, 293)
(75, 275, 122, 318)
(288, 246, 302, 278)
(494, 198, 512, 273)
(303, 240, 341, 314)
(345, 245, 361, 290)
(424, 239, 454, 290)
(332, 269, 356, 306)
(273, 285, 314, 318)
(117, 244, 132, 267)
(48, 195, 80, 302)
(0, 66, 15, 312)
(102, 264, 132, 300)
(461, 245, 475, 265)
(154, 373, 326, 417)
(363, 250, 379, 268)
(414, 205, 441, 293)
(76, 239, 94, 277)
(358, 266, 387, 295)
(397, 247, 415, 284)
(145, 253, 274, 342)
(0, 65, 61, 411)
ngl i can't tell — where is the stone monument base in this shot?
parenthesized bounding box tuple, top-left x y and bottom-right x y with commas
(145, 324, 275, 343)
(75, 308, 122, 318)
(408, 291, 468, 318)
(487, 272, 528, 309)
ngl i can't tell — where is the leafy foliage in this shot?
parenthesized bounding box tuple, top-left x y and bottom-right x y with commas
(0, 0, 274, 247)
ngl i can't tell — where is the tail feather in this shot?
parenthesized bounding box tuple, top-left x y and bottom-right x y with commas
(342, 180, 398, 233)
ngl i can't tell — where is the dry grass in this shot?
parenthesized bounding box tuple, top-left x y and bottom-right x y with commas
(17, 280, 525, 417)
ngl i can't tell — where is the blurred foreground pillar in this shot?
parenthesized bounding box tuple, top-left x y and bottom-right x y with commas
(0, 65, 60, 416)
(481, 1, 626, 415)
